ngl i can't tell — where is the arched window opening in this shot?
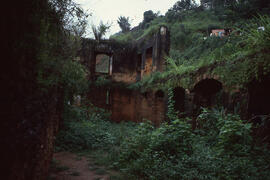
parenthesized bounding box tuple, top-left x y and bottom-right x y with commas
(146, 47, 153, 59)
(173, 87, 185, 112)
(193, 78, 223, 107)
(137, 54, 142, 71)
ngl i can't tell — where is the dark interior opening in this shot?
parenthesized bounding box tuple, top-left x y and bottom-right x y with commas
(95, 54, 110, 73)
(146, 47, 153, 59)
(155, 90, 164, 98)
(173, 87, 185, 112)
(137, 54, 142, 71)
(248, 75, 270, 143)
(248, 75, 270, 116)
(136, 54, 142, 81)
(193, 78, 223, 107)
(142, 92, 149, 99)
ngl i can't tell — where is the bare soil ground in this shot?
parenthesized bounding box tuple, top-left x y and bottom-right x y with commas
(48, 152, 118, 180)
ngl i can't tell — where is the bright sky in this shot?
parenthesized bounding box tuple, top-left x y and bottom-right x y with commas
(74, 0, 200, 38)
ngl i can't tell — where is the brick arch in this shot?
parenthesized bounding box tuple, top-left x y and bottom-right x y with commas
(192, 74, 223, 90)
(191, 78, 223, 109)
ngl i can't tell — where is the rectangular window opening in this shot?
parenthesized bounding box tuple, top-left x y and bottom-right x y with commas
(95, 54, 110, 74)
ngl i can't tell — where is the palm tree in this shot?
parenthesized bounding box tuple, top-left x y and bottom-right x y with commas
(92, 21, 111, 41)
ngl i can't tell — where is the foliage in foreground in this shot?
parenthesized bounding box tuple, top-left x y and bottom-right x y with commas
(115, 108, 270, 180)
(55, 104, 136, 152)
(56, 105, 270, 180)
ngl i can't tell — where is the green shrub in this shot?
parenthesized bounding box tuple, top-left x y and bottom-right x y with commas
(197, 108, 253, 154)
(116, 120, 194, 179)
(56, 105, 136, 152)
(114, 109, 270, 180)
(56, 105, 270, 180)
(55, 120, 115, 151)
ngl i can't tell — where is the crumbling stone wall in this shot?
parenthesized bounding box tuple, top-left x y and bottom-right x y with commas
(83, 25, 270, 134)
(82, 26, 170, 125)
(87, 87, 111, 110)
(88, 87, 166, 125)
(80, 26, 170, 82)
(112, 89, 166, 125)
(1, 83, 63, 180)
(111, 88, 137, 122)
(1, 1, 64, 178)
(143, 47, 154, 76)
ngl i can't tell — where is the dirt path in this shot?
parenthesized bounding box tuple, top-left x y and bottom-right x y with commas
(48, 152, 115, 180)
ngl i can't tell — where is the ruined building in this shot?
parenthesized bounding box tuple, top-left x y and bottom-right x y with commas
(2, 19, 269, 179)
(80, 25, 270, 135)
(80, 26, 170, 125)
(79, 26, 228, 125)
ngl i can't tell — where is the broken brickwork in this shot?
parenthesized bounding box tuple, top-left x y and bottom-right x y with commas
(81, 26, 169, 125)
(81, 25, 270, 134)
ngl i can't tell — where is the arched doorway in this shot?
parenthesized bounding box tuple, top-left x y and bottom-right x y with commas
(173, 87, 185, 114)
(247, 75, 270, 143)
(193, 78, 223, 108)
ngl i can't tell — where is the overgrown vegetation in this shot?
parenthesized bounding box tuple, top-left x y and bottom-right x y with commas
(53, 1, 270, 180)
(3, 0, 91, 179)
(54, 1, 270, 179)
(116, 109, 270, 180)
(56, 104, 270, 179)
(166, 14, 270, 89)
(111, 0, 270, 90)
(56, 104, 136, 152)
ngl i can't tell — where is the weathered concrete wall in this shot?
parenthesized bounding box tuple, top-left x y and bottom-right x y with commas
(111, 89, 137, 122)
(88, 87, 166, 126)
(142, 49, 153, 76)
(112, 72, 137, 83)
(88, 87, 110, 110)
(111, 89, 165, 125)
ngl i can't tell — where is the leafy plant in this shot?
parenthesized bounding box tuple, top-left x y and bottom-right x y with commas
(112, 108, 270, 180)
(92, 21, 111, 41)
(117, 16, 131, 33)
(56, 104, 136, 152)
(166, 87, 179, 121)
